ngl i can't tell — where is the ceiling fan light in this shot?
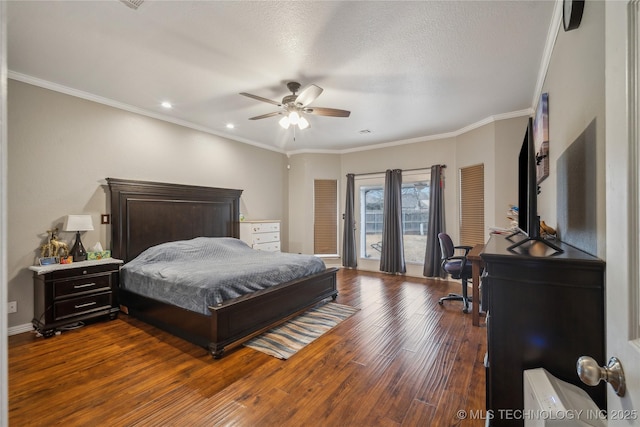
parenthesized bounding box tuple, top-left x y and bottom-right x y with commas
(298, 116, 309, 130)
(289, 111, 300, 125)
(279, 116, 290, 129)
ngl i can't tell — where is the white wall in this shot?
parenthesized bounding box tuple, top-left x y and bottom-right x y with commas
(494, 117, 529, 231)
(7, 80, 288, 327)
(536, 0, 605, 258)
(456, 122, 496, 238)
(287, 153, 341, 255)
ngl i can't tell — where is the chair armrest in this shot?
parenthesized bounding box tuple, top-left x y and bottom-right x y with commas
(444, 255, 469, 272)
(454, 245, 473, 255)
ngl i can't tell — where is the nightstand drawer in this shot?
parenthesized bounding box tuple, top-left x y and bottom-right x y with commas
(48, 263, 119, 280)
(54, 291, 112, 320)
(54, 274, 112, 299)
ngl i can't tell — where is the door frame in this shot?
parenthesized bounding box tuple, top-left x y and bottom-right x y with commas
(605, 0, 640, 421)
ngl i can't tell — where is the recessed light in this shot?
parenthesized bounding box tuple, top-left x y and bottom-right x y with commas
(226, 123, 235, 129)
(161, 101, 172, 109)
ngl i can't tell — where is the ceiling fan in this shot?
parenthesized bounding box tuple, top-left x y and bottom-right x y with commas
(240, 82, 350, 130)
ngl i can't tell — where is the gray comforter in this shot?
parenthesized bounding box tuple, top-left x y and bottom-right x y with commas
(120, 237, 327, 315)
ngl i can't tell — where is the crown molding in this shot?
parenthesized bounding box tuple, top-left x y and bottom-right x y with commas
(532, 0, 562, 108)
(314, 108, 533, 156)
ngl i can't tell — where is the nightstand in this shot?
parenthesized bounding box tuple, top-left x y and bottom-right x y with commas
(30, 258, 123, 337)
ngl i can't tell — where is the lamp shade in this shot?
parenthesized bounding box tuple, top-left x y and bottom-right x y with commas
(279, 115, 290, 129)
(288, 111, 300, 125)
(63, 215, 94, 232)
(298, 116, 310, 130)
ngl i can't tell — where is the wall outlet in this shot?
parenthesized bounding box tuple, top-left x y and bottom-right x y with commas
(8, 301, 17, 314)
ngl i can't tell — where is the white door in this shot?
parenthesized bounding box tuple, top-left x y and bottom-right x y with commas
(605, 1, 640, 423)
(0, 4, 8, 426)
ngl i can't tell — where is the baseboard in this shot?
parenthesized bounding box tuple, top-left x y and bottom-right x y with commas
(323, 259, 341, 268)
(8, 323, 33, 336)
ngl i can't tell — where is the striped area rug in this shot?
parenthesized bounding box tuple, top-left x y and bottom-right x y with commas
(243, 302, 359, 359)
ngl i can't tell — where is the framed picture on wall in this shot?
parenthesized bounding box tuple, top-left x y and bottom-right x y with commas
(534, 92, 550, 184)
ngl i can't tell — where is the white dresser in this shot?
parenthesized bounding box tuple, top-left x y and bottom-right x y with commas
(239, 220, 281, 252)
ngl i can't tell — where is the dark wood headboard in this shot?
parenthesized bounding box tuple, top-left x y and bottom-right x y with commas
(107, 178, 243, 262)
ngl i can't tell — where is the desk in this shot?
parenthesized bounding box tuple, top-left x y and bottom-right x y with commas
(467, 243, 485, 326)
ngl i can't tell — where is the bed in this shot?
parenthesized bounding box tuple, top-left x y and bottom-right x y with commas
(107, 178, 338, 358)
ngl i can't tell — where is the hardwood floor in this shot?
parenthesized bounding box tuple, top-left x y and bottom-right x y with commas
(9, 269, 487, 426)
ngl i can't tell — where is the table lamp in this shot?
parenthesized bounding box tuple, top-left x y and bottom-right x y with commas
(63, 215, 94, 261)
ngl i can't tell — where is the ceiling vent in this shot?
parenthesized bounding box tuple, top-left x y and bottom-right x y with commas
(119, 0, 144, 10)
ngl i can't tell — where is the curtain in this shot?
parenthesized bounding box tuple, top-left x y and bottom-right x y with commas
(342, 173, 357, 268)
(380, 169, 406, 274)
(423, 164, 446, 277)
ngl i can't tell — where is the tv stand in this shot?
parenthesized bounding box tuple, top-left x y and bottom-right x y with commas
(506, 217, 564, 254)
(505, 228, 523, 240)
(506, 234, 563, 254)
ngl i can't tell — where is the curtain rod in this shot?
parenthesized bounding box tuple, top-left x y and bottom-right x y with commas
(352, 165, 446, 177)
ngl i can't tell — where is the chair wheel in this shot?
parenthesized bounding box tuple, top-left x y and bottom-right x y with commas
(438, 300, 444, 306)
(463, 308, 469, 314)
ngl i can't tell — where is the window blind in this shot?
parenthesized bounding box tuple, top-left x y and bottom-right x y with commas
(459, 164, 485, 246)
(314, 179, 338, 255)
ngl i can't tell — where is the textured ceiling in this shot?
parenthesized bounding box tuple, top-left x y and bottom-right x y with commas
(7, 1, 557, 153)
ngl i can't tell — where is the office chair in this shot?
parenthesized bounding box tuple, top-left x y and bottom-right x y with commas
(437, 232, 473, 313)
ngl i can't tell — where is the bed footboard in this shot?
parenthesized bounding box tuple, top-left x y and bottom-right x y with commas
(208, 267, 338, 358)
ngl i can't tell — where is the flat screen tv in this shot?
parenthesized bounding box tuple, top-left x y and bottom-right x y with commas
(519, 117, 536, 237)
(508, 117, 562, 254)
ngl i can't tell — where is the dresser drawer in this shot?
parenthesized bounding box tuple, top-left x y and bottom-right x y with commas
(250, 222, 280, 233)
(54, 291, 112, 321)
(253, 241, 281, 252)
(53, 273, 112, 299)
(249, 232, 280, 245)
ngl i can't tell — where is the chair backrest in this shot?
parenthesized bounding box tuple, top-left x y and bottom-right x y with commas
(438, 232, 454, 261)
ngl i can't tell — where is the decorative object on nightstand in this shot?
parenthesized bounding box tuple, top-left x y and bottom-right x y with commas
(63, 214, 94, 262)
(30, 258, 123, 338)
(39, 228, 69, 258)
(86, 242, 111, 260)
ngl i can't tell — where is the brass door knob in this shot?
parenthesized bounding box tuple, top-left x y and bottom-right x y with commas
(577, 356, 626, 397)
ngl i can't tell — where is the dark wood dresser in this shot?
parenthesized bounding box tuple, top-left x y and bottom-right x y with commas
(481, 234, 605, 427)
(31, 259, 122, 337)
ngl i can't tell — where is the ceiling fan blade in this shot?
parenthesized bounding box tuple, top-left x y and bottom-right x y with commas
(248, 111, 282, 120)
(304, 107, 351, 118)
(295, 84, 323, 107)
(240, 92, 282, 106)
